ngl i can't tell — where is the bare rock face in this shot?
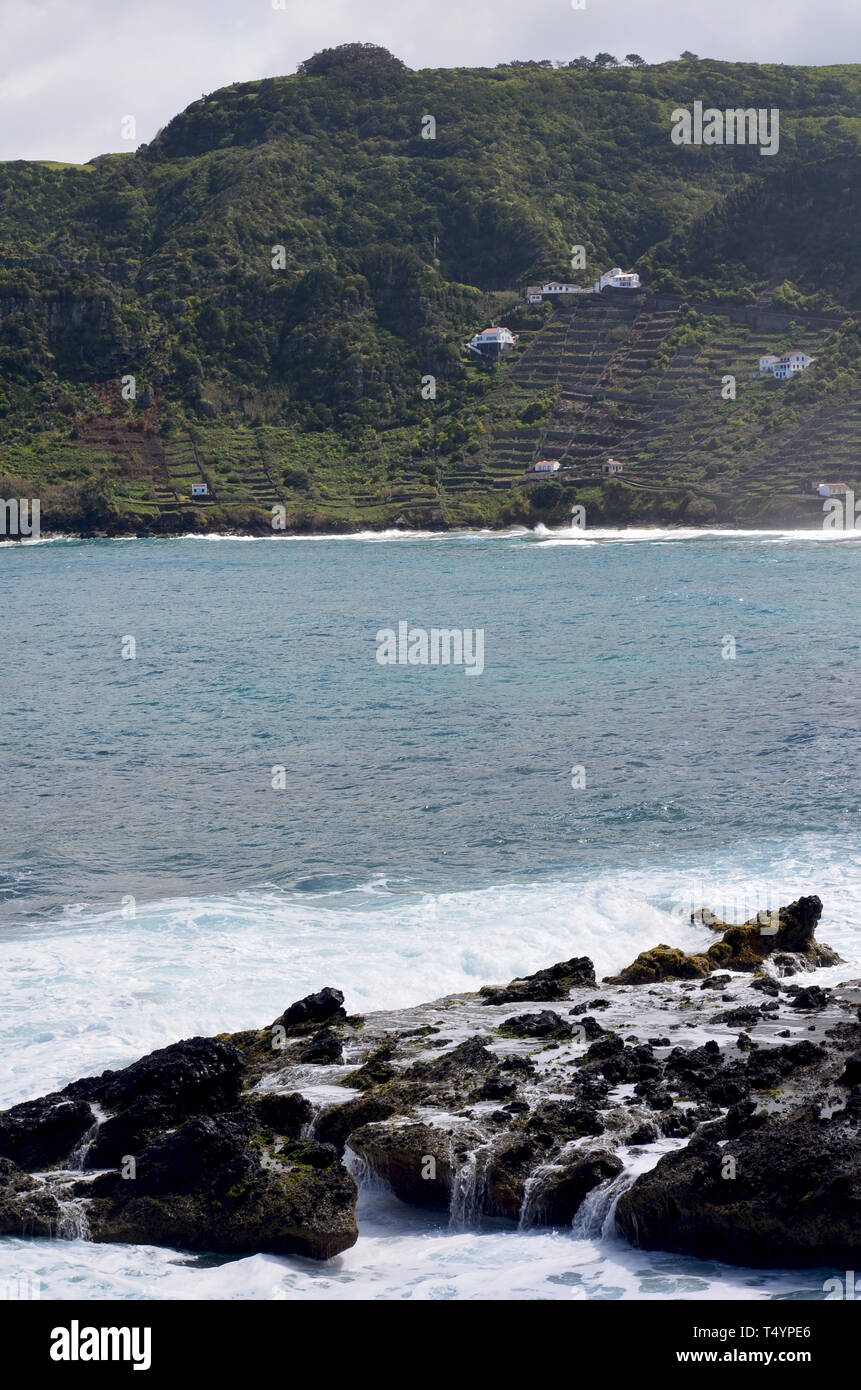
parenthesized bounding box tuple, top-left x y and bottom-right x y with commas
(606, 896, 841, 985)
(0, 1009, 359, 1262)
(277, 987, 346, 1033)
(347, 1121, 463, 1209)
(479, 956, 596, 1005)
(3, 933, 859, 1271)
(313, 1094, 397, 1156)
(84, 1115, 358, 1260)
(0, 1158, 63, 1236)
(0, 1096, 95, 1169)
(498, 1010, 574, 1040)
(481, 1132, 543, 1219)
(616, 1101, 861, 1268)
(604, 945, 712, 986)
(524, 1151, 624, 1227)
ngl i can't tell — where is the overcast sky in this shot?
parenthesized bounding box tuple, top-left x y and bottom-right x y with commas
(1, 0, 859, 164)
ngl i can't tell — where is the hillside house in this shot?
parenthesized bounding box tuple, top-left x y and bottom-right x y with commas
(774, 350, 815, 379)
(817, 482, 849, 498)
(596, 267, 641, 292)
(191, 483, 208, 497)
(760, 350, 815, 379)
(526, 282, 594, 302)
(466, 326, 519, 360)
(602, 458, 624, 476)
(533, 460, 560, 473)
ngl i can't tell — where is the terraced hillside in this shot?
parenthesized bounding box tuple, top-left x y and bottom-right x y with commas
(5, 50, 861, 532)
(466, 293, 861, 526)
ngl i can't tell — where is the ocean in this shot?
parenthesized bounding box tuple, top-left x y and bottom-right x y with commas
(1, 524, 859, 1299)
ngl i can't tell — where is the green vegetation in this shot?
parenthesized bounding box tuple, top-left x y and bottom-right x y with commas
(3, 46, 861, 531)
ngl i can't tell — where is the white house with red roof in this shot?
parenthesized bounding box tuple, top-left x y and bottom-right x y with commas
(465, 326, 519, 360)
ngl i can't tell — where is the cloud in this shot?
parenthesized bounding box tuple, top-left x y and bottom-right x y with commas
(0, 0, 856, 163)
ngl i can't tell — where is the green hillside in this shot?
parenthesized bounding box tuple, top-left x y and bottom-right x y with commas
(2, 45, 861, 532)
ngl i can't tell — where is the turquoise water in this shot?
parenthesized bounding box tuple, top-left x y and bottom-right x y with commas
(0, 524, 859, 1299)
(2, 527, 859, 921)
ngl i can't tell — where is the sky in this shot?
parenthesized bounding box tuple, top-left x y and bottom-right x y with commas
(0, 0, 859, 164)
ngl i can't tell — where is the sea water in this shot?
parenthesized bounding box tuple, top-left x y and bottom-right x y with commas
(0, 525, 858, 1299)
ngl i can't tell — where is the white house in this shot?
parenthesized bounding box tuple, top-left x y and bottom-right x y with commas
(533, 460, 560, 473)
(596, 267, 641, 293)
(191, 483, 208, 497)
(602, 458, 624, 476)
(817, 482, 849, 498)
(760, 350, 815, 379)
(466, 326, 519, 360)
(527, 282, 594, 302)
(773, 350, 815, 380)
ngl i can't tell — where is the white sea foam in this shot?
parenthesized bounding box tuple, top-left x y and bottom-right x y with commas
(0, 1189, 832, 1301)
(8, 525, 858, 549)
(0, 837, 857, 1300)
(1, 834, 857, 1108)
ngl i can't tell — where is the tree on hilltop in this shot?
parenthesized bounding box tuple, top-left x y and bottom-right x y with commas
(298, 44, 409, 89)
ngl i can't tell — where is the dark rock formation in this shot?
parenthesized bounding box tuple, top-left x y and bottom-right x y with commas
(0, 904, 855, 1268)
(85, 1114, 357, 1259)
(479, 956, 595, 1005)
(251, 1091, 313, 1136)
(293, 1027, 344, 1064)
(277, 987, 346, 1032)
(616, 1111, 861, 1268)
(524, 1151, 623, 1226)
(790, 985, 830, 1011)
(0, 1158, 63, 1236)
(347, 1121, 462, 1209)
(313, 1093, 397, 1156)
(606, 896, 841, 985)
(606, 945, 711, 986)
(0, 1096, 95, 1169)
(498, 1010, 573, 1040)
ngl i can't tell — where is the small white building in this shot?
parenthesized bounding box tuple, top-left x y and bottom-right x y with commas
(818, 482, 849, 498)
(602, 458, 624, 476)
(466, 326, 519, 360)
(596, 267, 641, 292)
(527, 282, 594, 301)
(773, 350, 815, 380)
(533, 460, 560, 473)
(191, 483, 209, 497)
(760, 350, 815, 379)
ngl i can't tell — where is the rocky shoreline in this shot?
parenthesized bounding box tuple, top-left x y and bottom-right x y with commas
(1, 895, 859, 1269)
